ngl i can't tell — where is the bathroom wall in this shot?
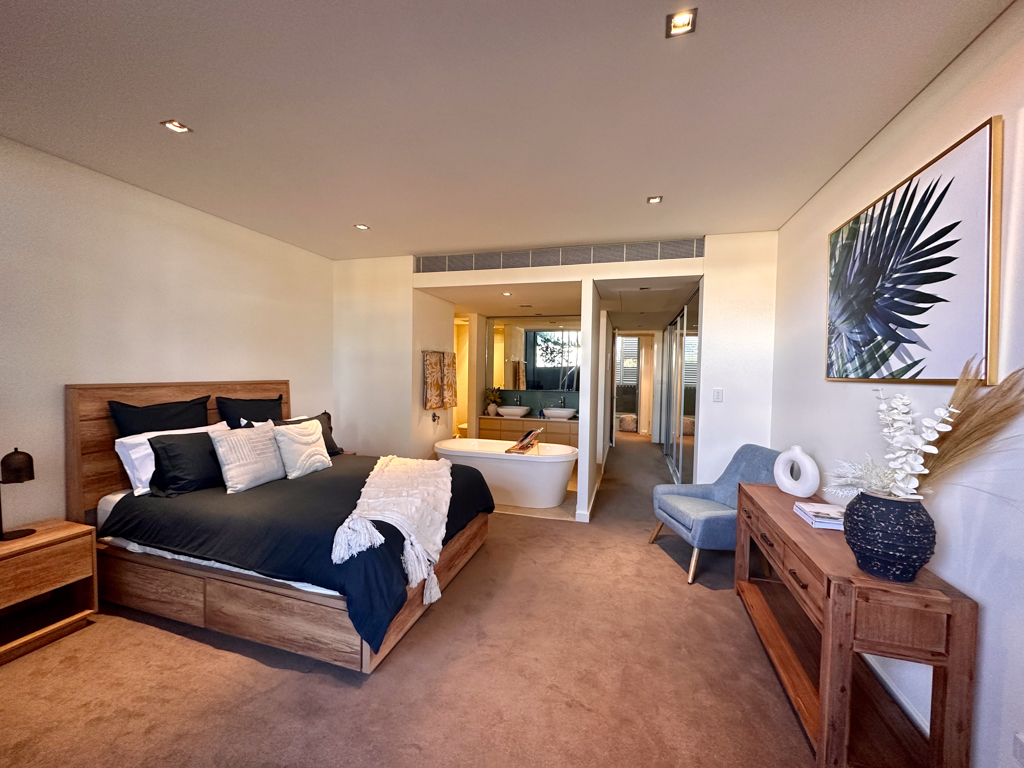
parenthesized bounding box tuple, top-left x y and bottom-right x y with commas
(496, 390, 580, 415)
(455, 322, 470, 431)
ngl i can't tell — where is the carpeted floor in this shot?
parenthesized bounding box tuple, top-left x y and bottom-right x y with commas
(0, 435, 814, 768)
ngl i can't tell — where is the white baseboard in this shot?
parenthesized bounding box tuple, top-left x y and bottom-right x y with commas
(863, 656, 930, 735)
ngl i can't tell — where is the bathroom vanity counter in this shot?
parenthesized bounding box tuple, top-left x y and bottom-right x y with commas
(479, 416, 578, 447)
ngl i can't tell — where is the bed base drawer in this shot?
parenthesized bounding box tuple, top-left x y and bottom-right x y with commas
(98, 551, 206, 626)
(206, 580, 362, 669)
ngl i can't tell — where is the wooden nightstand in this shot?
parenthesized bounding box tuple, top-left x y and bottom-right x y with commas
(0, 519, 97, 665)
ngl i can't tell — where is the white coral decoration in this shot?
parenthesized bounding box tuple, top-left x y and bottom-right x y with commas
(825, 456, 896, 498)
(875, 389, 954, 500)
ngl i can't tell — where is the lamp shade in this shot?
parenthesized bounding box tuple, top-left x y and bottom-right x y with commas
(1, 449, 34, 484)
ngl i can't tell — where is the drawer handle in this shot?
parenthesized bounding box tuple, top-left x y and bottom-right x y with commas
(741, 507, 752, 519)
(788, 569, 808, 590)
(759, 532, 775, 549)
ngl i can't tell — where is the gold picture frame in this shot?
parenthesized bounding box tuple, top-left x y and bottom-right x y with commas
(826, 117, 1002, 385)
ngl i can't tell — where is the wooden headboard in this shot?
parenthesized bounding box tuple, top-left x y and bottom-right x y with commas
(65, 381, 291, 523)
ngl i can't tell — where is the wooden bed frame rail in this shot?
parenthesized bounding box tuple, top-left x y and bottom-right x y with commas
(65, 381, 488, 673)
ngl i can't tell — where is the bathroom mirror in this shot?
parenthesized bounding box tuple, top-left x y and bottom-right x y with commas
(486, 316, 581, 392)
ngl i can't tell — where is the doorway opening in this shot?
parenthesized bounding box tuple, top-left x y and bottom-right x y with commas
(613, 334, 656, 440)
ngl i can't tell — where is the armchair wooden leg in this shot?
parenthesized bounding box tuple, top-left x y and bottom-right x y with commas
(687, 548, 700, 584)
(648, 521, 665, 544)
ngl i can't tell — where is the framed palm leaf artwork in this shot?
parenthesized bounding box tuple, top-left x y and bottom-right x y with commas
(827, 117, 1002, 384)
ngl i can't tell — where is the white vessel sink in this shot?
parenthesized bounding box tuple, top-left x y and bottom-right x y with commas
(497, 406, 531, 417)
(543, 407, 576, 420)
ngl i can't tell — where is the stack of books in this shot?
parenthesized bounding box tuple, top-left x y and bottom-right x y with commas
(793, 501, 845, 530)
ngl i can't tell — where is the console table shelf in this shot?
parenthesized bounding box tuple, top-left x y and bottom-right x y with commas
(735, 484, 977, 768)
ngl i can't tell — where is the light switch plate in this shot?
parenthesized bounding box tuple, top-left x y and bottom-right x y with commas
(713, 388, 724, 402)
(1013, 732, 1024, 766)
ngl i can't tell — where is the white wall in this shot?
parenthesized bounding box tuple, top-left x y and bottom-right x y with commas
(772, 4, 1024, 764)
(694, 232, 778, 483)
(0, 137, 334, 528)
(333, 256, 415, 458)
(411, 290, 455, 458)
(576, 279, 602, 521)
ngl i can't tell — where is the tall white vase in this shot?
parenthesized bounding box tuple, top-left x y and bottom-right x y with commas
(774, 445, 820, 498)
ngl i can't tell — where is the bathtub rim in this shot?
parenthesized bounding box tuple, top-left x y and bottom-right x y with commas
(434, 438, 578, 463)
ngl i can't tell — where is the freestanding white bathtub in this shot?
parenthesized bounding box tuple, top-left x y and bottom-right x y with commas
(434, 438, 577, 508)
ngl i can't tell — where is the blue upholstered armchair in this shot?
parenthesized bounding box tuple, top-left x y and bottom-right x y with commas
(650, 444, 780, 584)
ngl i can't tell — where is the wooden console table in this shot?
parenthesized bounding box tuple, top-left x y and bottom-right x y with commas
(735, 483, 977, 768)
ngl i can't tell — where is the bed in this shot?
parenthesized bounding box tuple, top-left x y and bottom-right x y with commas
(65, 381, 492, 673)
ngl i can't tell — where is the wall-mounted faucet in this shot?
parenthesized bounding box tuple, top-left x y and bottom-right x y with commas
(559, 396, 566, 407)
(515, 394, 522, 406)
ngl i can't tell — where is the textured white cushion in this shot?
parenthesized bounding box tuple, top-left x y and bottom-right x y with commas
(115, 422, 230, 496)
(210, 421, 286, 493)
(273, 419, 332, 480)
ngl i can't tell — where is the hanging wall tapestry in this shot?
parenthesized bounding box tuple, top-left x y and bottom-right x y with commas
(826, 117, 1002, 384)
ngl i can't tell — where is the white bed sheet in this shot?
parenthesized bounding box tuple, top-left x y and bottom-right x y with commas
(95, 490, 339, 597)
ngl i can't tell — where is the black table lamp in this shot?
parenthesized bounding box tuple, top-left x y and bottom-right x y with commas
(1, 448, 36, 541)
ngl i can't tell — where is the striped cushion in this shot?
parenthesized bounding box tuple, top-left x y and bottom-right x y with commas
(210, 421, 286, 493)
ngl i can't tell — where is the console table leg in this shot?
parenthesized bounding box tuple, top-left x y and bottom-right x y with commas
(734, 520, 751, 593)
(818, 581, 855, 768)
(929, 601, 978, 768)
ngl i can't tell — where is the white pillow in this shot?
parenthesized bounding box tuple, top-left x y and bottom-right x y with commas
(273, 419, 332, 480)
(210, 421, 286, 493)
(114, 422, 230, 496)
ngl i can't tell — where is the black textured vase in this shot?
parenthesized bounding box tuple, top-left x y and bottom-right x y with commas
(843, 492, 936, 582)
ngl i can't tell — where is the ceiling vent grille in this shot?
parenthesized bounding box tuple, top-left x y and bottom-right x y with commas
(415, 237, 704, 273)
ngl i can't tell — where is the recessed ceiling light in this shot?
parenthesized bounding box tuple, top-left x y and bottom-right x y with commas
(647, 196, 663, 204)
(666, 9, 697, 37)
(502, 292, 512, 296)
(354, 224, 370, 230)
(160, 120, 192, 133)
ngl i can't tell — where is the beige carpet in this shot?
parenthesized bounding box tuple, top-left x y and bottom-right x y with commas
(0, 437, 813, 768)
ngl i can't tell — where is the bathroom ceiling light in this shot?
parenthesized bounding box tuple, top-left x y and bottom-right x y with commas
(647, 196, 663, 204)
(502, 292, 512, 296)
(161, 120, 192, 133)
(666, 9, 696, 37)
(354, 224, 370, 230)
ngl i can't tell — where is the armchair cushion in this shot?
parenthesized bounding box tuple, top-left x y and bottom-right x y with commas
(655, 495, 737, 551)
(656, 495, 734, 531)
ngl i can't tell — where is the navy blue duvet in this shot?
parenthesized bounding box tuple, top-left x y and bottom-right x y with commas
(100, 455, 493, 651)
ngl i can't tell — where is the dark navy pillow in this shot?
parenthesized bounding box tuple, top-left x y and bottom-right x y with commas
(148, 432, 224, 497)
(216, 395, 283, 429)
(108, 396, 210, 438)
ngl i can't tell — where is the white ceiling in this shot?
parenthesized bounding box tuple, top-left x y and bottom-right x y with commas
(597, 275, 700, 330)
(419, 281, 582, 317)
(0, 1, 1010, 260)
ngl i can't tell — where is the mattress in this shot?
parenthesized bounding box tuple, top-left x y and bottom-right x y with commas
(99, 456, 494, 651)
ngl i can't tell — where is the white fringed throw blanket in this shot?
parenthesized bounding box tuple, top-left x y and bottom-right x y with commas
(331, 456, 452, 604)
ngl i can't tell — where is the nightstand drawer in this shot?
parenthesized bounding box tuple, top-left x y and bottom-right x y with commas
(0, 535, 93, 610)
